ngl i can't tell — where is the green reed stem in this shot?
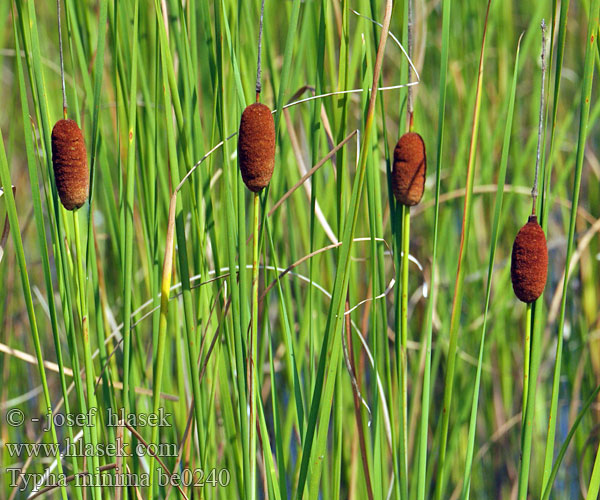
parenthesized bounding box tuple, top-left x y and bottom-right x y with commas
(249, 191, 260, 500)
(417, 0, 452, 496)
(522, 303, 532, 412)
(399, 203, 410, 499)
(586, 445, 600, 499)
(149, 195, 176, 493)
(73, 210, 101, 500)
(434, 3, 493, 498)
(517, 299, 543, 500)
(122, 0, 139, 420)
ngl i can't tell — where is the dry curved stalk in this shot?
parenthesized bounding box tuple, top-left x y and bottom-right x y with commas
(27, 464, 118, 500)
(122, 420, 190, 500)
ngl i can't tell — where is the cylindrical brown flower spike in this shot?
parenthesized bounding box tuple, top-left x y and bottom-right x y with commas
(237, 102, 275, 192)
(392, 132, 426, 206)
(51, 119, 89, 210)
(511, 215, 548, 303)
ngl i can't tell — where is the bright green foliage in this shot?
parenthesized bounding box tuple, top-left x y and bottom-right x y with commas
(0, 0, 599, 498)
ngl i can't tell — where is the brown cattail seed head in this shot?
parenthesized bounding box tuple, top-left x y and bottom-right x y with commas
(51, 119, 89, 210)
(392, 132, 426, 206)
(510, 215, 548, 303)
(237, 102, 275, 192)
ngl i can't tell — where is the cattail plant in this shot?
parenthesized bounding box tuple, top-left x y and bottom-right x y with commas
(52, 1, 100, 497)
(390, 0, 425, 497)
(237, 1, 273, 499)
(516, 20, 549, 500)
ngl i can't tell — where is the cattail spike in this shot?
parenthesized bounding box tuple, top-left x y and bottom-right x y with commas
(510, 215, 548, 303)
(51, 119, 89, 210)
(238, 103, 275, 192)
(392, 132, 426, 206)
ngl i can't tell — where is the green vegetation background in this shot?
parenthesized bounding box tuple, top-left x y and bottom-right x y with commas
(0, 0, 599, 499)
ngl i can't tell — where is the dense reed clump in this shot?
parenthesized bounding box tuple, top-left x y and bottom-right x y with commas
(392, 131, 426, 206)
(51, 119, 89, 210)
(237, 102, 276, 192)
(510, 214, 548, 303)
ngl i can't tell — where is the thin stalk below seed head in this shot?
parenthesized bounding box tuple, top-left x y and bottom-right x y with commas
(255, 0, 266, 98)
(56, 0, 67, 117)
(407, 0, 414, 123)
(532, 19, 547, 214)
(248, 191, 260, 500)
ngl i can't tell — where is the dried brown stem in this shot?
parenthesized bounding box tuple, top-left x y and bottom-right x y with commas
(532, 19, 547, 214)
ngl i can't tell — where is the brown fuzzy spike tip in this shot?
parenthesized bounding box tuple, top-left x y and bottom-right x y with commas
(510, 215, 548, 303)
(237, 102, 275, 192)
(51, 119, 89, 211)
(392, 132, 426, 206)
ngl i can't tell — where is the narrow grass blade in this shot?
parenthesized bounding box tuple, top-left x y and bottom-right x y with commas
(295, 3, 394, 498)
(417, 0, 452, 498)
(434, 3, 494, 498)
(460, 33, 522, 500)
